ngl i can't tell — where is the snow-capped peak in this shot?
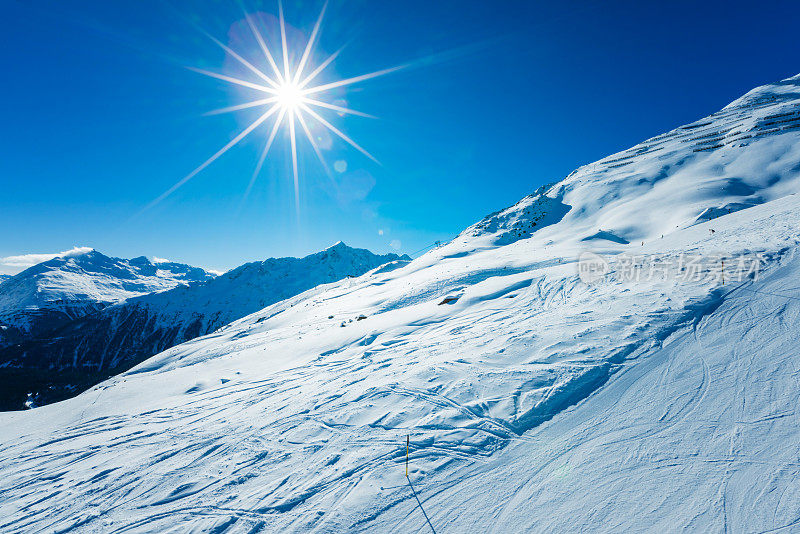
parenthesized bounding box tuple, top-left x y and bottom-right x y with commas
(0, 243, 410, 409)
(57, 246, 94, 258)
(326, 240, 347, 250)
(0, 250, 215, 344)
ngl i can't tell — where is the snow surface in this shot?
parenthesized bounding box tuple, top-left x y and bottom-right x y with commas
(2, 75, 800, 532)
(95, 241, 409, 363)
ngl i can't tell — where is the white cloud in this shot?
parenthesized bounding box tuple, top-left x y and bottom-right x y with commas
(62, 246, 94, 258)
(389, 239, 402, 251)
(0, 246, 94, 273)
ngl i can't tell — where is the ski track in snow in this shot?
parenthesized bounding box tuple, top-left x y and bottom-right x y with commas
(2, 197, 799, 533)
(376, 249, 800, 533)
(3, 75, 800, 532)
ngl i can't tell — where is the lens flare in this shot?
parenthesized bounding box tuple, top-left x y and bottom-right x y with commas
(143, 0, 403, 216)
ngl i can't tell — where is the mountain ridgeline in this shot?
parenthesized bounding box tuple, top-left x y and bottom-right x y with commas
(0, 243, 408, 410)
(0, 250, 215, 348)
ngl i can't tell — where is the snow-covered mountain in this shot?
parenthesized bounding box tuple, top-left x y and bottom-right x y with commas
(0, 243, 408, 410)
(0, 275, 10, 283)
(0, 249, 214, 348)
(2, 74, 800, 532)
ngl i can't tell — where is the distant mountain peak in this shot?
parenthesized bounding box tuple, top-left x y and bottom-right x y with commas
(0, 250, 216, 346)
(0, 242, 409, 408)
(58, 246, 94, 259)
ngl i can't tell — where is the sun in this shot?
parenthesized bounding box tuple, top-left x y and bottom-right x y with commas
(143, 1, 403, 216)
(275, 81, 303, 112)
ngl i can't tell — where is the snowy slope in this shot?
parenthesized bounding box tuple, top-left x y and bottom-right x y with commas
(1, 75, 800, 533)
(0, 249, 214, 346)
(456, 74, 800, 254)
(367, 226, 800, 533)
(0, 243, 407, 409)
(0, 275, 10, 283)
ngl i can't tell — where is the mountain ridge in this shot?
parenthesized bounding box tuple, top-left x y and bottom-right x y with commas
(0, 249, 215, 348)
(450, 72, 800, 255)
(0, 243, 408, 409)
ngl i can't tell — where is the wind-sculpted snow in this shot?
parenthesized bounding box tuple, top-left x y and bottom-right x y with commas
(365, 242, 800, 533)
(1, 195, 798, 532)
(449, 74, 800, 256)
(3, 75, 800, 532)
(463, 182, 571, 246)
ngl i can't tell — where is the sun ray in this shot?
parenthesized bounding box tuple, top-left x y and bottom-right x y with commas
(241, 108, 286, 205)
(187, 67, 276, 95)
(205, 32, 279, 89)
(204, 96, 278, 116)
(301, 97, 376, 118)
(278, 1, 291, 80)
(297, 46, 344, 89)
(295, 111, 332, 176)
(144, 104, 280, 212)
(300, 103, 379, 163)
(244, 12, 284, 84)
(255, 109, 286, 177)
(150, 2, 402, 217)
(302, 65, 405, 95)
(287, 110, 300, 215)
(293, 1, 327, 84)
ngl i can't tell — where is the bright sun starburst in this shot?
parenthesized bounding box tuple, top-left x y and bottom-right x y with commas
(144, 1, 402, 215)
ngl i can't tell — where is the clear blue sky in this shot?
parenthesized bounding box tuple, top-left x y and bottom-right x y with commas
(2, 0, 799, 274)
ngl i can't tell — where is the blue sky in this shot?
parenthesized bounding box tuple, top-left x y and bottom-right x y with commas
(2, 0, 799, 274)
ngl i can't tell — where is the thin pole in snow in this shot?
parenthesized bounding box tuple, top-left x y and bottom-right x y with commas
(405, 434, 437, 534)
(406, 435, 409, 477)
